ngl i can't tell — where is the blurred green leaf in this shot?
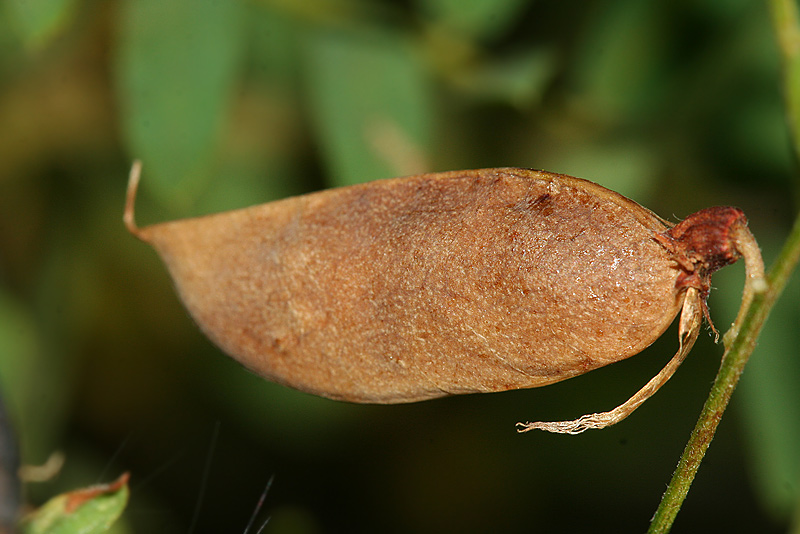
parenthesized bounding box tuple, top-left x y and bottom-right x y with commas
(725, 98, 794, 175)
(455, 48, 555, 108)
(5, 0, 79, 48)
(202, 351, 365, 453)
(21, 473, 129, 534)
(193, 157, 297, 215)
(0, 290, 66, 464)
(304, 27, 433, 186)
(186, 3, 310, 214)
(571, 0, 665, 119)
(116, 0, 244, 209)
(524, 134, 659, 202)
(247, 2, 302, 86)
(416, 0, 529, 41)
(0, 293, 39, 410)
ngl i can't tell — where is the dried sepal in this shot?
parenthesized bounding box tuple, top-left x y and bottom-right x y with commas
(517, 208, 765, 434)
(516, 288, 702, 434)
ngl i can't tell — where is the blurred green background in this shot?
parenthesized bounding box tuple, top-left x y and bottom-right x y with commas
(1, 0, 799, 532)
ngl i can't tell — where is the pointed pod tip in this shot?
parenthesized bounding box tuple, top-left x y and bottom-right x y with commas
(124, 160, 143, 239)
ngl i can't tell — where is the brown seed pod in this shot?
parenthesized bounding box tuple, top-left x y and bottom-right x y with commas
(124, 163, 765, 433)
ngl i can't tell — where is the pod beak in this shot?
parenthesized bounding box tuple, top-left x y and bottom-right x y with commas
(124, 160, 143, 239)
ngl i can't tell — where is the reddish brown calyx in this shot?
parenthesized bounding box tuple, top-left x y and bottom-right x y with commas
(654, 206, 748, 337)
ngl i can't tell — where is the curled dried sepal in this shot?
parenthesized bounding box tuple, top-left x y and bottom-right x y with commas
(516, 288, 703, 434)
(654, 207, 759, 340)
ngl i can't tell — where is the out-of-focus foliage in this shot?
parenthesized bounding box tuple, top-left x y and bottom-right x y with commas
(5, 0, 80, 49)
(0, 0, 798, 532)
(20, 473, 129, 534)
(116, 0, 244, 208)
(304, 26, 433, 185)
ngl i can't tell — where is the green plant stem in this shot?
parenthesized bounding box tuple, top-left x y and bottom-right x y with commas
(648, 2, 800, 530)
(649, 212, 800, 533)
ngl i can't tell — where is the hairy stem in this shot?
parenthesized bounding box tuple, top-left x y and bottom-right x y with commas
(649, 0, 800, 530)
(649, 214, 800, 533)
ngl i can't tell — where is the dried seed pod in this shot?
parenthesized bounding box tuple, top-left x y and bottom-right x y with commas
(125, 163, 765, 433)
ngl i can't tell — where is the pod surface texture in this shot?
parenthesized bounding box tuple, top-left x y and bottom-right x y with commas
(135, 168, 683, 403)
